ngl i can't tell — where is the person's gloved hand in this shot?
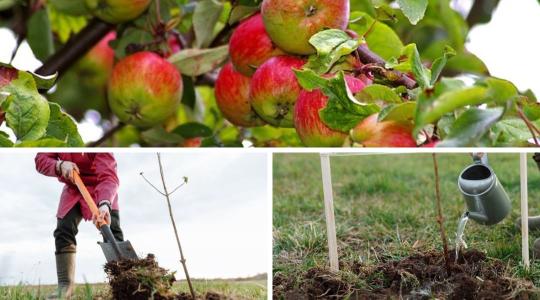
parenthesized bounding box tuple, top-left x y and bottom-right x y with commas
(93, 200, 111, 229)
(57, 161, 79, 183)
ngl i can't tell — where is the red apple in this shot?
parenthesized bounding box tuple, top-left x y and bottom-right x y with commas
(108, 51, 183, 128)
(294, 75, 366, 147)
(85, 0, 151, 24)
(215, 62, 265, 127)
(229, 13, 284, 76)
(78, 31, 116, 86)
(350, 113, 417, 147)
(261, 0, 350, 55)
(164, 34, 182, 58)
(249, 55, 305, 127)
(182, 137, 202, 147)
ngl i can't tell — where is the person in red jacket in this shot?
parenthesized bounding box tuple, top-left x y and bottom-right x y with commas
(35, 153, 124, 299)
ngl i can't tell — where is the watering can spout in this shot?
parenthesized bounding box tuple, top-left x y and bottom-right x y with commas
(467, 211, 489, 224)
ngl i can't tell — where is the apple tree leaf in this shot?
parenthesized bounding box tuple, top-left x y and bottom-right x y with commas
(397, 0, 428, 25)
(295, 69, 380, 132)
(305, 29, 360, 74)
(349, 11, 403, 60)
(27, 8, 54, 61)
(379, 102, 416, 122)
(173, 122, 213, 138)
(438, 107, 504, 147)
(193, 0, 224, 48)
(44, 102, 84, 147)
(168, 45, 229, 76)
(355, 84, 403, 104)
(430, 45, 456, 85)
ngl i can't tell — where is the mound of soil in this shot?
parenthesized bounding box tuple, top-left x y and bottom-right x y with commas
(104, 254, 228, 300)
(274, 249, 537, 299)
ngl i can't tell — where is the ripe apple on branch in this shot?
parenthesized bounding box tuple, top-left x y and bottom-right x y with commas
(0, 0, 536, 147)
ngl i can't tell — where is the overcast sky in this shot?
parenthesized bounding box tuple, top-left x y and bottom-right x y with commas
(0, 152, 269, 285)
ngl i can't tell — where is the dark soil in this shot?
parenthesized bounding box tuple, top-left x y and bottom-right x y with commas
(273, 249, 538, 300)
(104, 254, 229, 300)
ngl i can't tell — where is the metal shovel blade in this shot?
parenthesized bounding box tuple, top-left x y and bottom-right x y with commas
(99, 240, 138, 263)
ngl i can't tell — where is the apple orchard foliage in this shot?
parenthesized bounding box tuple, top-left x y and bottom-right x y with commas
(0, 0, 538, 147)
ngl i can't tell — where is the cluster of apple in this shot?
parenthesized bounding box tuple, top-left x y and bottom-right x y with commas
(215, 0, 418, 147)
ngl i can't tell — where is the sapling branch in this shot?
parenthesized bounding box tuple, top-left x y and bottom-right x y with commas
(139, 172, 166, 196)
(356, 44, 417, 89)
(432, 153, 451, 273)
(516, 104, 540, 146)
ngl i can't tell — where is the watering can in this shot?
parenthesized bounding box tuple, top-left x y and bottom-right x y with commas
(457, 154, 511, 225)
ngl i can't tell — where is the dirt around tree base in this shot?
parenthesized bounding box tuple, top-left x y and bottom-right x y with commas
(273, 249, 538, 299)
(104, 254, 229, 300)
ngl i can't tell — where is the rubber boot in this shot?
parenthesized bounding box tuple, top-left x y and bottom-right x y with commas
(47, 252, 76, 299)
(514, 216, 540, 230)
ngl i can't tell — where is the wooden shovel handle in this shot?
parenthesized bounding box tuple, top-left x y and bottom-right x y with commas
(72, 170, 100, 216)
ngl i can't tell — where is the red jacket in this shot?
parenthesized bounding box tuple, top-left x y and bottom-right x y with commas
(35, 153, 120, 220)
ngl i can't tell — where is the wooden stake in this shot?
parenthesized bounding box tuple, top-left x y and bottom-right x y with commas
(520, 153, 530, 269)
(320, 153, 339, 272)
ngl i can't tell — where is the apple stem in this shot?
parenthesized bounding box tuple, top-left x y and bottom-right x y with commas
(35, 18, 114, 79)
(356, 44, 417, 89)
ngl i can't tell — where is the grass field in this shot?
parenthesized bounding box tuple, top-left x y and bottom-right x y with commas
(273, 153, 540, 298)
(0, 278, 267, 299)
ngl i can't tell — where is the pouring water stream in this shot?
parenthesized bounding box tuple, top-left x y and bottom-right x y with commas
(455, 211, 470, 262)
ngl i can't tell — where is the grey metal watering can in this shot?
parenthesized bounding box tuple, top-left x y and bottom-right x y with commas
(457, 154, 511, 225)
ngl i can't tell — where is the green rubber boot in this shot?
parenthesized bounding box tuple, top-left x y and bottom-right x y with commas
(47, 252, 76, 299)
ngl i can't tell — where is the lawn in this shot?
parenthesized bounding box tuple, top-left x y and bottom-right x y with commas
(0, 278, 267, 299)
(273, 153, 540, 299)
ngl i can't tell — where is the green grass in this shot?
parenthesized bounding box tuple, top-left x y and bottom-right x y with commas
(273, 153, 540, 291)
(0, 279, 267, 300)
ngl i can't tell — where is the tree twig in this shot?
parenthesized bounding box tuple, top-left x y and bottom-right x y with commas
(432, 153, 451, 274)
(356, 44, 417, 89)
(35, 18, 114, 78)
(516, 104, 540, 146)
(87, 122, 126, 147)
(139, 172, 166, 196)
(156, 153, 196, 300)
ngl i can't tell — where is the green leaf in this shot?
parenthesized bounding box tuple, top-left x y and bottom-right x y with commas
(173, 122, 213, 138)
(141, 127, 185, 146)
(0, 63, 57, 90)
(15, 138, 67, 147)
(492, 118, 534, 146)
(193, 0, 224, 48)
(437, 107, 504, 147)
(229, 5, 258, 24)
(415, 86, 487, 133)
(430, 45, 456, 86)
(168, 45, 229, 76)
(305, 29, 360, 74)
(484, 77, 518, 103)
(48, 5, 88, 43)
(349, 11, 403, 60)
(397, 0, 428, 25)
(355, 84, 402, 104)
(181, 76, 196, 109)
(27, 8, 54, 61)
(0, 0, 16, 11)
(386, 44, 431, 88)
(378, 102, 416, 122)
(1, 71, 51, 141)
(295, 69, 380, 132)
(44, 102, 84, 147)
(0, 131, 13, 147)
(446, 51, 489, 75)
(523, 102, 540, 121)
(48, 0, 89, 16)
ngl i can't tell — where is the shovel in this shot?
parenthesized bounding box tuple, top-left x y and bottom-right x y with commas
(73, 171, 138, 262)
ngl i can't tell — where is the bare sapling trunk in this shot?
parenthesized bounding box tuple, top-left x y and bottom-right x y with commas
(432, 154, 451, 273)
(141, 153, 196, 299)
